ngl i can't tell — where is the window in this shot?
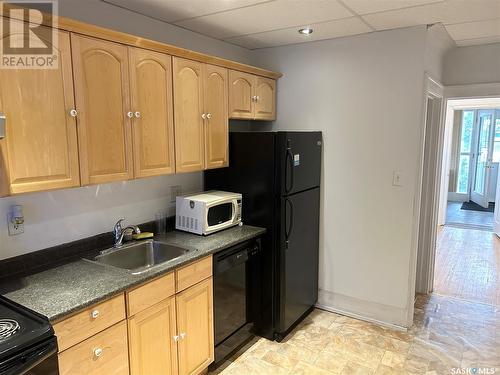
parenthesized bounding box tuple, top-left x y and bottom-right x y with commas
(456, 110, 474, 194)
(493, 117, 500, 162)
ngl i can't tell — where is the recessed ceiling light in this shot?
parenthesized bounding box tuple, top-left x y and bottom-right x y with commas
(298, 28, 313, 35)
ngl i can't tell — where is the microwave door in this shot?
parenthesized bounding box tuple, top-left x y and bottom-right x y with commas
(206, 201, 236, 233)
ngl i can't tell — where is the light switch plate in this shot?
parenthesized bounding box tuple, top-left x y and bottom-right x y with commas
(393, 170, 403, 187)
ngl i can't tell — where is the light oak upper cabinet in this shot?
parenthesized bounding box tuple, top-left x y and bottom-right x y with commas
(173, 58, 205, 173)
(228, 70, 254, 120)
(71, 35, 133, 185)
(254, 76, 276, 121)
(173, 58, 228, 173)
(128, 297, 178, 375)
(129, 48, 175, 178)
(176, 278, 214, 375)
(204, 65, 228, 169)
(0, 28, 80, 196)
(229, 70, 276, 121)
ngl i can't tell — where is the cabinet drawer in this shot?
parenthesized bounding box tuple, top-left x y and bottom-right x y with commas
(126, 272, 175, 316)
(176, 256, 212, 293)
(58, 321, 129, 375)
(54, 294, 125, 352)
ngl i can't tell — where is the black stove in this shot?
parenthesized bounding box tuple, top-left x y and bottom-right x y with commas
(0, 296, 58, 375)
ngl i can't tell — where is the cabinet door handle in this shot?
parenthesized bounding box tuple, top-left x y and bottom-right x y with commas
(201, 113, 207, 120)
(90, 310, 100, 319)
(126, 111, 134, 118)
(173, 335, 180, 342)
(180, 332, 187, 340)
(256, 96, 260, 101)
(206, 113, 212, 119)
(93, 347, 103, 358)
(134, 111, 141, 119)
(69, 109, 78, 117)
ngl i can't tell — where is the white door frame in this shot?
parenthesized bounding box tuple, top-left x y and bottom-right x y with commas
(407, 81, 500, 328)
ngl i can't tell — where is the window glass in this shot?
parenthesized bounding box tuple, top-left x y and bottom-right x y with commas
(460, 111, 474, 153)
(457, 155, 470, 194)
(493, 118, 500, 162)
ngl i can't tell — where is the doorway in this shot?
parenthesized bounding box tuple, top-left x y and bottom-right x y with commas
(417, 95, 500, 308)
(445, 108, 500, 230)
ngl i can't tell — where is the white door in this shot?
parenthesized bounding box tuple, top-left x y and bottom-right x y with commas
(471, 110, 495, 208)
(494, 166, 500, 236)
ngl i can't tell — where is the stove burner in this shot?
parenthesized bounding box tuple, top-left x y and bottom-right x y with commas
(0, 319, 20, 341)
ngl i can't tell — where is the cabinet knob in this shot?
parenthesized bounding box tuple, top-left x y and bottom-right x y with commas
(201, 113, 207, 119)
(93, 347, 103, 358)
(173, 335, 180, 342)
(256, 96, 260, 101)
(180, 332, 187, 340)
(69, 109, 78, 117)
(134, 111, 141, 119)
(91, 310, 100, 319)
(206, 113, 212, 119)
(127, 111, 134, 118)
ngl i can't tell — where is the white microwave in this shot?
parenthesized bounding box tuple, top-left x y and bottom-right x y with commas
(176, 191, 242, 235)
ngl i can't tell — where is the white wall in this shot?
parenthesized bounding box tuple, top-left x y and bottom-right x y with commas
(0, 0, 253, 260)
(443, 43, 500, 86)
(0, 174, 202, 260)
(425, 24, 455, 82)
(252, 26, 429, 327)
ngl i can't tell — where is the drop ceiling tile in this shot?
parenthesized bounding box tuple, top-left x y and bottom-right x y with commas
(226, 17, 372, 49)
(362, 0, 500, 31)
(342, 0, 443, 15)
(103, 0, 269, 23)
(455, 34, 500, 45)
(174, 0, 354, 39)
(445, 18, 500, 40)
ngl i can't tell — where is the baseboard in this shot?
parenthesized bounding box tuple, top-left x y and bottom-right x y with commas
(317, 289, 409, 330)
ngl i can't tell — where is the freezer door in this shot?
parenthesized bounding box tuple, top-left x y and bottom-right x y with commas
(277, 132, 322, 196)
(277, 187, 320, 334)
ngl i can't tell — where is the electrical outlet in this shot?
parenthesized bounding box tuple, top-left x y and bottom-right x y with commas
(171, 185, 182, 203)
(7, 205, 24, 236)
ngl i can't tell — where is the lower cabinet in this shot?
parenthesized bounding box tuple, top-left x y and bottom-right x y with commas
(54, 257, 214, 375)
(176, 278, 214, 375)
(128, 297, 178, 375)
(58, 321, 129, 375)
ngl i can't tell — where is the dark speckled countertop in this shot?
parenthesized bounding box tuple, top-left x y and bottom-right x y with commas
(0, 225, 265, 322)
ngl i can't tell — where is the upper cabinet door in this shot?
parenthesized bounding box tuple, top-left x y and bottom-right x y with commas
(71, 35, 133, 185)
(228, 70, 254, 119)
(129, 48, 175, 178)
(173, 57, 205, 173)
(254, 76, 276, 121)
(204, 65, 228, 170)
(0, 28, 79, 195)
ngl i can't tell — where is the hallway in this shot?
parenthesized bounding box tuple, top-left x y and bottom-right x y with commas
(434, 226, 500, 306)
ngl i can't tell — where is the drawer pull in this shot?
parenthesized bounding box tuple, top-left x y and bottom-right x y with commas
(91, 310, 100, 319)
(93, 347, 103, 358)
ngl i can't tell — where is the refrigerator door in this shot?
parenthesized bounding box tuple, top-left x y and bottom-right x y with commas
(277, 187, 320, 336)
(277, 132, 322, 196)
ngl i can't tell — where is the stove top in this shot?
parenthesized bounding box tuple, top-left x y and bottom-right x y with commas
(0, 296, 54, 361)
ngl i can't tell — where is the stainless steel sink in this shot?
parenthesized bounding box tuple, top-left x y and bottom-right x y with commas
(91, 240, 190, 275)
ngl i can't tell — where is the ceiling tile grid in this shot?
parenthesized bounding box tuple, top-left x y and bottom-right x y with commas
(102, 0, 500, 49)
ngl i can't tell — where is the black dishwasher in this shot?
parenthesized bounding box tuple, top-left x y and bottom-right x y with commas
(212, 238, 262, 367)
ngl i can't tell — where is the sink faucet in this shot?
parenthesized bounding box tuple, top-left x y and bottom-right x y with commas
(113, 218, 141, 248)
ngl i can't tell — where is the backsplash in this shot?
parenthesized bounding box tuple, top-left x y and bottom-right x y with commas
(0, 173, 202, 260)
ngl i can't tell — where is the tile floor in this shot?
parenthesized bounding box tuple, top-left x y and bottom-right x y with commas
(446, 202, 493, 230)
(210, 294, 500, 374)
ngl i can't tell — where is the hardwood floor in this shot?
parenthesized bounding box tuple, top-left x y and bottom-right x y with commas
(434, 226, 500, 306)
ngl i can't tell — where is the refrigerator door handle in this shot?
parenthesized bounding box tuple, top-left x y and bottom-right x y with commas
(285, 198, 294, 249)
(285, 140, 294, 193)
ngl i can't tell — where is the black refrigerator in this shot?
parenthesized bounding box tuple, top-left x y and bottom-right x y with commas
(204, 131, 322, 341)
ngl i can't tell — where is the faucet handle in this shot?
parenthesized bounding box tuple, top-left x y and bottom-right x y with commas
(113, 218, 125, 235)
